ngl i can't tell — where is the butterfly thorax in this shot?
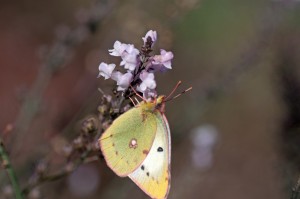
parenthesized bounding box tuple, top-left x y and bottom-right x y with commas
(139, 95, 166, 113)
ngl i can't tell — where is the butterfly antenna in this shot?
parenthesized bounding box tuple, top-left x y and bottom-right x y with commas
(165, 81, 182, 101)
(129, 85, 146, 101)
(164, 86, 192, 102)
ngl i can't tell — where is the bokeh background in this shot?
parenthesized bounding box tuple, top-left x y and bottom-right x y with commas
(1, 0, 300, 198)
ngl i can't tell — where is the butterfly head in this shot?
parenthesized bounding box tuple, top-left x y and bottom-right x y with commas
(133, 81, 192, 113)
(154, 95, 166, 113)
(140, 95, 166, 113)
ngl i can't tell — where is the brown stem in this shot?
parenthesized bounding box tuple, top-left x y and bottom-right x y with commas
(22, 149, 96, 195)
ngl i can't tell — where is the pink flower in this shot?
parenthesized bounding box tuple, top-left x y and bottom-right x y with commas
(98, 31, 175, 95)
(137, 71, 156, 92)
(108, 41, 127, 57)
(98, 62, 115, 79)
(120, 45, 139, 71)
(142, 30, 157, 46)
(125, 44, 139, 55)
(111, 71, 133, 91)
(146, 62, 168, 73)
(152, 49, 174, 69)
(120, 54, 138, 71)
(143, 89, 157, 99)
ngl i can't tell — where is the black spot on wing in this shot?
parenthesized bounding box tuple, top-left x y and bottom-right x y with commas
(157, 147, 163, 152)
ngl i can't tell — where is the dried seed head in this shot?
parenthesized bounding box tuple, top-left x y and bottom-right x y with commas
(73, 137, 84, 149)
(98, 105, 108, 115)
(102, 121, 110, 130)
(81, 116, 98, 134)
(93, 142, 100, 151)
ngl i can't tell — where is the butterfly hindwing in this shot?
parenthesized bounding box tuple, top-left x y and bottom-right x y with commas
(128, 110, 171, 199)
(99, 106, 157, 177)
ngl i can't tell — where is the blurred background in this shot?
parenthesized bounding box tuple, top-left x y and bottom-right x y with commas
(1, 0, 300, 198)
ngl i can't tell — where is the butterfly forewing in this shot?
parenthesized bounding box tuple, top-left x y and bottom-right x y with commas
(128, 110, 171, 199)
(99, 107, 157, 177)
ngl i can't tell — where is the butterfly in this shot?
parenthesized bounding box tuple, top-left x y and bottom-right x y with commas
(99, 82, 191, 199)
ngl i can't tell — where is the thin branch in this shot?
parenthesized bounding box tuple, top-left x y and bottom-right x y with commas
(21, 94, 110, 194)
(22, 148, 95, 195)
(0, 138, 23, 199)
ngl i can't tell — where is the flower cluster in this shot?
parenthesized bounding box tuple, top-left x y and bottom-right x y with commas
(98, 30, 174, 99)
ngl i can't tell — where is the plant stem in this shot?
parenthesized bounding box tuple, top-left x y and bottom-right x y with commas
(0, 138, 23, 199)
(22, 148, 94, 195)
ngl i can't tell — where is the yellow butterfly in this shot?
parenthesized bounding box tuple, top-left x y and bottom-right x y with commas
(99, 83, 191, 199)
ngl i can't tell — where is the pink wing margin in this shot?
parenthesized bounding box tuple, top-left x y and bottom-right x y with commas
(162, 114, 171, 166)
(162, 113, 171, 198)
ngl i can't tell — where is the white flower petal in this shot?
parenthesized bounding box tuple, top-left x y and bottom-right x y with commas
(117, 86, 126, 91)
(152, 49, 174, 70)
(138, 71, 156, 93)
(146, 79, 156, 89)
(139, 71, 154, 81)
(163, 61, 172, 69)
(111, 71, 123, 81)
(116, 72, 133, 90)
(108, 40, 127, 57)
(143, 88, 157, 100)
(125, 44, 139, 55)
(98, 62, 116, 79)
(138, 82, 147, 92)
(121, 53, 138, 71)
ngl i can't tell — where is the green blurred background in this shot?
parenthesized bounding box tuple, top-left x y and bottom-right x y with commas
(1, 0, 300, 198)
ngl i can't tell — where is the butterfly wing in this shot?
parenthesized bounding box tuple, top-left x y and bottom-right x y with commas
(99, 106, 157, 177)
(128, 111, 171, 199)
